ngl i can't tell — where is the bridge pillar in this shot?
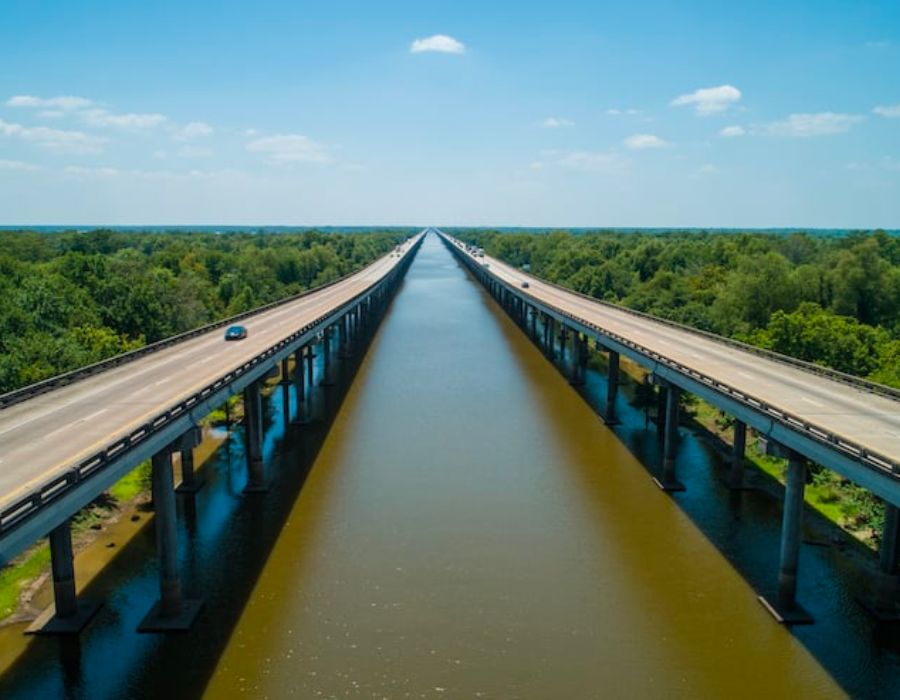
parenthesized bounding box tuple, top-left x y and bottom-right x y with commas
(292, 348, 308, 425)
(529, 305, 537, 338)
(243, 380, 267, 493)
(605, 349, 620, 425)
(139, 450, 203, 631)
(759, 450, 813, 624)
(280, 358, 291, 426)
(26, 519, 101, 635)
(339, 314, 351, 358)
(860, 502, 900, 620)
(322, 327, 334, 386)
(569, 333, 586, 386)
(656, 385, 668, 437)
(727, 420, 747, 489)
(654, 384, 685, 492)
(306, 342, 315, 387)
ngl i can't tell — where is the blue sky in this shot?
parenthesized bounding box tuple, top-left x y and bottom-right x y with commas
(1, 0, 899, 227)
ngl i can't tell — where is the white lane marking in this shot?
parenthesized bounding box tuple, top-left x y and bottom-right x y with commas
(690, 352, 704, 360)
(43, 408, 108, 440)
(737, 371, 754, 379)
(800, 396, 825, 408)
(154, 377, 171, 386)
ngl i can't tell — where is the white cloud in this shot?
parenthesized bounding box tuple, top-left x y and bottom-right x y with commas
(0, 159, 40, 171)
(539, 117, 574, 128)
(556, 151, 630, 173)
(246, 133, 332, 164)
(81, 109, 167, 130)
(173, 121, 214, 140)
(177, 145, 213, 158)
(410, 34, 465, 54)
(719, 125, 746, 137)
(624, 133, 668, 149)
(607, 108, 642, 116)
(63, 165, 120, 177)
(7, 95, 94, 110)
(874, 104, 900, 118)
(0, 118, 104, 153)
(672, 84, 741, 115)
(761, 112, 863, 137)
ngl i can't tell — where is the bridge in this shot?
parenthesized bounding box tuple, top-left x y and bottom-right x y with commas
(438, 229, 900, 624)
(0, 232, 424, 633)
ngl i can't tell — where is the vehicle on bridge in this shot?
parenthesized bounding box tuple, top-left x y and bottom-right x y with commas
(224, 325, 248, 341)
(521, 281, 530, 288)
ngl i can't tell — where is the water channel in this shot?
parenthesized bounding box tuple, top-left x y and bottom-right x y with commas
(1, 233, 898, 697)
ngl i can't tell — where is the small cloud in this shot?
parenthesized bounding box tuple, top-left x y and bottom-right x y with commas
(0, 118, 105, 153)
(63, 165, 120, 177)
(173, 121, 214, 140)
(760, 112, 863, 137)
(7, 94, 94, 110)
(672, 84, 741, 115)
(606, 108, 642, 116)
(177, 145, 213, 158)
(719, 125, 746, 137)
(0, 159, 40, 171)
(539, 117, 574, 128)
(874, 104, 900, 118)
(81, 109, 167, 130)
(556, 151, 630, 173)
(410, 34, 465, 54)
(246, 133, 332, 164)
(624, 133, 668, 149)
(243, 128, 258, 136)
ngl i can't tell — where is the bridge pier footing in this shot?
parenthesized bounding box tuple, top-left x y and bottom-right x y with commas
(26, 519, 102, 635)
(139, 450, 203, 632)
(759, 450, 813, 624)
(654, 384, 685, 492)
(243, 381, 268, 493)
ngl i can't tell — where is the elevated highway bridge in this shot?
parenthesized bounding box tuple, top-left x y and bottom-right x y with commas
(438, 229, 900, 624)
(0, 231, 424, 632)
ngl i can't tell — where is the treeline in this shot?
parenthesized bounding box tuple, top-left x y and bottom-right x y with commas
(0, 229, 407, 394)
(454, 229, 900, 388)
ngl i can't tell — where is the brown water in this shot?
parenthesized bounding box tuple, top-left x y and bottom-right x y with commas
(204, 234, 842, 698)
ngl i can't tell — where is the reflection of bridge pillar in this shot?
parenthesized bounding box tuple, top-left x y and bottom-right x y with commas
(605, 349, 620, 425)
(243, 380, 267, 493)
(26, 519, 101, 635)
(728, 421, 747, 488)
(759, 449, 813, 624)
(139, 448, 203, 631)
(654, 384, 685, 492)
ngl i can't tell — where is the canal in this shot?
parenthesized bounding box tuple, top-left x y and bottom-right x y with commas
(1, 232, 894, 697)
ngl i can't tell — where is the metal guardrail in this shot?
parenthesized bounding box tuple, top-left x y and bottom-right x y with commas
(0, 240, 410, 410)
(441, 233, 900, 480)
(443, 233, 900, 403)
(0, 236, 424, 534)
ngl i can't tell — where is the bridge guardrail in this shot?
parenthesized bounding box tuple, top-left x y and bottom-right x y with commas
(441, 233, 900, 481)
(0, 236, 423, 535)
(442, 233, 900, 403)
(0, 236, 413, 410)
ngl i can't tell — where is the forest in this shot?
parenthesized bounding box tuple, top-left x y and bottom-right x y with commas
(0, 229, 407, 394)
(453, 228, 900, 388)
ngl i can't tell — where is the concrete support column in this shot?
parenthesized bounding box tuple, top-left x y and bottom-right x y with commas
(306, 343, 315, 386)
(175, 445, 203, 494)
(656, 385, 668, 437)
(558, 327, 567, 365)
(655, 385, 685, 492)
(861, 503, 900, 619)
(530, 306, 537, 338)
(548, 318, 557, 360)
(759, 451, 813, 624)
(26, 519, 102, 635)
(569, 333, 586, 385)
(280, 358, 291, 426)
(243, 381, 266, 493)
(604, 349, 620, 425)
(322, 327, 334, 385)
(728, 421, 747, 488)
(138, 449, 202, 631)
(292, 347, 307, 424)
(339, 314, 350, 358)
